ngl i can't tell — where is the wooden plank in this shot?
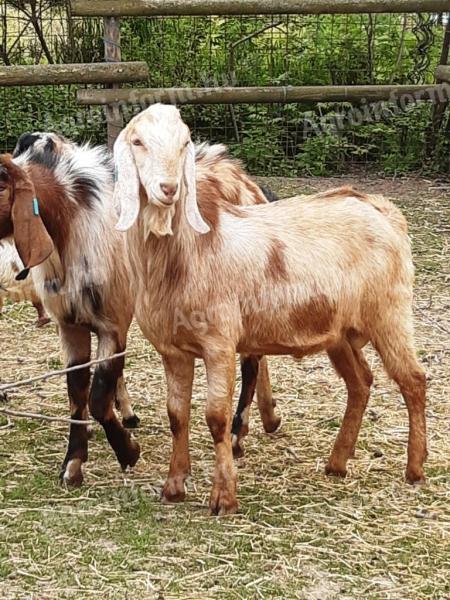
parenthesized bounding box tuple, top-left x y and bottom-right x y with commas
(104, 16, 125, 149)
(72, 0, 450, 17)
(0, 62, 149, 87)
(435, 65, 450, 83)
(77, 84, 450, 106)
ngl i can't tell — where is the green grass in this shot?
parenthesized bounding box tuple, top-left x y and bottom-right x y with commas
(0, 177, 449, 599)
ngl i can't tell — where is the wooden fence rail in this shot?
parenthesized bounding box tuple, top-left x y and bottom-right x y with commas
(77, 84, 450, 106)
(435, 65, 450, 82)
(0, 62, 149, 87)
(71, 0, 450, 17)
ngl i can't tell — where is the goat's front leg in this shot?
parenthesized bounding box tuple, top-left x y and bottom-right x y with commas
(60, 324, 91, 487)
(161, 353, 195, 504)
(205, 348, 238, 516)
(89, 335, 140, 471)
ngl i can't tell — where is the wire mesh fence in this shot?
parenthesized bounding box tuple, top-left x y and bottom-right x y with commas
(0, 1, 449, 175)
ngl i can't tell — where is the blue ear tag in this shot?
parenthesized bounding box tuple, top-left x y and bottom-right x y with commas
(33, 198, 40, 216)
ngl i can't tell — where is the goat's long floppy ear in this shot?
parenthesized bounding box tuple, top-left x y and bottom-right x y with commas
(11, 168, 54, 280)
(114, 128, 141, 232)
(184, 141, 210, 235)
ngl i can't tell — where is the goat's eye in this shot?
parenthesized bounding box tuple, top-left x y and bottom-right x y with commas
(132, 139, 143, 147)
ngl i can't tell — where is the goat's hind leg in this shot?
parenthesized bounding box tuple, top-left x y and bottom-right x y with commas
(372, 329, 427, 484)
(115, 375, 140, 429)
(232, 355, 259, 458)
(60, 325, 91, 487)
(231, 355, 280, 458)
(89, 336, 140, 472)
(256, 356, 281, 434)
(326, 342, 373, 478)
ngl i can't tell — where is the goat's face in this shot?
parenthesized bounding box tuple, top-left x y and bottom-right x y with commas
(114, 104, 210, 235)
(129, 108, 190, 208)
(0, 155, 54, 279)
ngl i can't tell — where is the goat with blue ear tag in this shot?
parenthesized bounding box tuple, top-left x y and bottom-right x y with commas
(0, 140, 141, 489)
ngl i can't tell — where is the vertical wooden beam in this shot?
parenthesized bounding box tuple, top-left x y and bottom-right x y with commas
(104, 16, 124, 149)
(426, 17, 450, 157)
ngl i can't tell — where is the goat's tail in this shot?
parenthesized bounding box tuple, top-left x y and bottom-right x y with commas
(316, 186, 408, 235)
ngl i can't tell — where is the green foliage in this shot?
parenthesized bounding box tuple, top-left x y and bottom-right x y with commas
(0, 10, 448, 175)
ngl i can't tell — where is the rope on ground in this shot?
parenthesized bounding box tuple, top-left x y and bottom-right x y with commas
(0, 351, 130, 426)
(0, 408, 92, 425)
(0, 351, 127, 394)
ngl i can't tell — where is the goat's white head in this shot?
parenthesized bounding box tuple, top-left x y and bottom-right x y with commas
(114, 104, 210, 236)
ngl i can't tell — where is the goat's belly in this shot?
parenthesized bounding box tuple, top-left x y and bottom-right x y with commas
(237, 334, 336, 358)
(238, 301, 341, 357)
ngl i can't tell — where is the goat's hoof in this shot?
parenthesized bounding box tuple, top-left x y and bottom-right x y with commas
(35, 317, 51, 329)
(123, 415, 141, 429)
(325, 463, 347, 478)
(406, 468, 426, 486)
(60, 459, 84, 488)
(232, 442, 245, 459)
(162, 478, 187, 504)
(120, 440, 140, 471)
(264, 415, 281, 434)
(209, 484, 238, 516)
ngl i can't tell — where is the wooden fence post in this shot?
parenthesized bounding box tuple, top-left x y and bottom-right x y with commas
(104, 16, 124, 149)
(426, 18, 450, 157)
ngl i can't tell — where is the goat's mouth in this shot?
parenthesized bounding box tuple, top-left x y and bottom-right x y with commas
(153, 197, 177, 208)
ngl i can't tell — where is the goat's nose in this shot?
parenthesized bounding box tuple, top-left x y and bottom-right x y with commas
(160, 182, 178, 199)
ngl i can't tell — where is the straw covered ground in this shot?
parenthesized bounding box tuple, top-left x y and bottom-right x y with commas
(0, 175, 448, 599)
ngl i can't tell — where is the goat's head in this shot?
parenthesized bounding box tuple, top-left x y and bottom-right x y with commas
(13, 131, 74, 159)
(0, 155, 54, 279)
(114, 103, 210, 236)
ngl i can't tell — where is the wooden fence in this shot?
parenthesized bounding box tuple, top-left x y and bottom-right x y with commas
(71, 0, 450, 147)
(71, 0, 450, 17)
(1, 0, 450, 148)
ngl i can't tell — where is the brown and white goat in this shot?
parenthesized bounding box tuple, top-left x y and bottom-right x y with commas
(0, 132, 280, 486)
(114, 104, 427, 516)
(0, 138, 140, 486)
(0, 239, 50, 326)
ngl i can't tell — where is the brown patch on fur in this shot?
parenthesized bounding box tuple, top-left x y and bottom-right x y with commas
(149, 232, 189, 296)
(196, 146, 268, 208)
(290, 294, 336, 335)
(314, 186, 408, 234)
(265, 239, 288, 281)
(206, 412, 227, 443)
(196, 178, 247, 235)
(26, 163, 75, 257)
(0, 159, 15, 239)
(315, 186, 369, 202)
(0, 156, 75, 257)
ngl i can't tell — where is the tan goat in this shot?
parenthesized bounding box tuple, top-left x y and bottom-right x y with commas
(114, 104, 427, 516)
